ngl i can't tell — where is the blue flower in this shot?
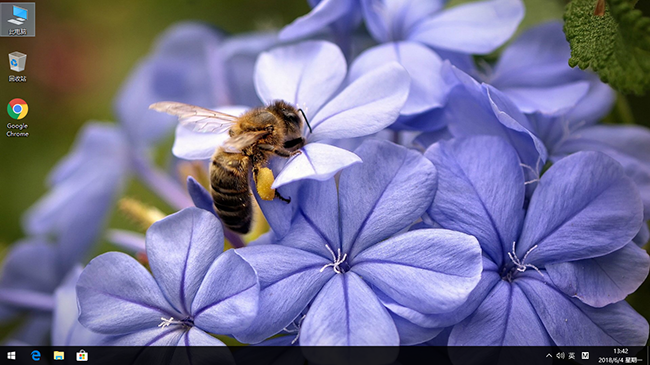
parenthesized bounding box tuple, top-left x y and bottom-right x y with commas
(172, 40, 410, 189)
(76, 207, 259, 345)
(412, 22, 608, 141)
(542, 122, 650, 222)
(477, 21, 595, 115)
(52, 266, 104, 346)
(411, 136, 649, 345)
(234, 140, 483, 345)
(115, 23, 227, 148)
(279, 0, 363, 55)
(0, 239, 63, 344)
(22, 123, 130, 268)
(346, 0, 524, 121)
(417, 63, 548, 172)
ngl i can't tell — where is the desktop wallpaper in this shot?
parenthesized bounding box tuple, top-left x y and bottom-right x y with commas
(0, 0, 649, 352)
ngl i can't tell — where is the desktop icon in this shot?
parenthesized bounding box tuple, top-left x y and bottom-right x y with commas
(7, 98, 28, 120)
(31, 350, 41, 361)
(7, 5, 27, 25)
(76, 350, 88, 362)
(1, 3, 36, 37)
(7, 351, 16, 360)
(53, 351, 64, 361)
(8, 51, 26, 72)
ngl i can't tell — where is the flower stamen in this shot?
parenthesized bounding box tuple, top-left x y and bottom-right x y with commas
(505, 241, 544, 281)
(520, 157, 542, 186)
(158, 316, 194, 329)
(320, 244, 348, 274)
(158, 317, 178, 328)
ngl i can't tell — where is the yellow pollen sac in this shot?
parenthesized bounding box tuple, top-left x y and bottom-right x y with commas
(256, 167, 276, 201)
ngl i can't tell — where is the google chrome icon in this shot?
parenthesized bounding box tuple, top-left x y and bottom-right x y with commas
(7, 98, 28, 120)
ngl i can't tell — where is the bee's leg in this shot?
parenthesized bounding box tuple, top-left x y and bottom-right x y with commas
(275, 190, 291, 204)
(258, 144, 302, 158)
(252, 165, 260, 185)
(252, 164, 292, 204)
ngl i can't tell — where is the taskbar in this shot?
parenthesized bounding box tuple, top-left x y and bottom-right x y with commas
(0, 346, 647, 365)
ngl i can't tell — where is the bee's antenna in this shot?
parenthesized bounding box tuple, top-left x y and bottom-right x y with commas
(299, 109, 312, 134)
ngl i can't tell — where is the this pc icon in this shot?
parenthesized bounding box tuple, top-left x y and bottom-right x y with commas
(7, 5, 27, 25)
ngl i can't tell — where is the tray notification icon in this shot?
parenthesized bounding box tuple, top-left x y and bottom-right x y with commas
(9, 52, 26, 72)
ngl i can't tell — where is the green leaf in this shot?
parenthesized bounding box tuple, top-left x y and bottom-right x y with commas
(564, 0, 650, 95)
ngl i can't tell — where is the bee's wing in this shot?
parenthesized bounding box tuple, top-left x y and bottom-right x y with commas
(149, 101, 237, 134)
(222, 131, 268, 153)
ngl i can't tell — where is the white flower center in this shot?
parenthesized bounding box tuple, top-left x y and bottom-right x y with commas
(505, 241, 543, 281)
(320, 244, 348, 274)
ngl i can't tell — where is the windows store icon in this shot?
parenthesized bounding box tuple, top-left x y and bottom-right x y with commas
(76, 350, 88, 362)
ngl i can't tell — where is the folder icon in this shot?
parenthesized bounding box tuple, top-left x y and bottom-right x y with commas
(54, 351, 64, 360)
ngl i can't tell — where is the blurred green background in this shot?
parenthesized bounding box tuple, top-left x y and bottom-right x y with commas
(0, 0, 649, 340)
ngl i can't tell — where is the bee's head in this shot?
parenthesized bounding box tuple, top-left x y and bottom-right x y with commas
(270, 100, 303, 133)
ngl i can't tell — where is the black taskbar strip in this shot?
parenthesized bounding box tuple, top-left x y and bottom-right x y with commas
(0, 346, 646, 365)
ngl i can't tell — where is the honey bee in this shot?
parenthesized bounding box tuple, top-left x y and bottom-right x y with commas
(149, 100, 311, 234)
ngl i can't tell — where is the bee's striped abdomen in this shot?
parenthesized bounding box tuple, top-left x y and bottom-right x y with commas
(209, 151, 252, 234)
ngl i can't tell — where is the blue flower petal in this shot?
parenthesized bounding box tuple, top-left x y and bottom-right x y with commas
(255, 40, 346, 119)
(272, 143, 362, 189)
(0, 239, 63, 294)
(441, 65, 547, 168)
(449, 281, 553, 346)
(555, 124, 650, 219)
(101, 327, 185, 346)
(360, 0, 446, 43)
(518, 152, 644, 265)
(220, 31, 280, 107)
(425, 136, 525, 267)
(115, 23, 225, 147)
(490, 22, 580, 88)
(340, 140, 436, 258)
(4, 314, 52, 346)
(380, 257, 501, 329)
(234, 246, 333, 343)
(179, 327, 227, 346)
(279, 0, 353, 41)
(564, 77, 615, 125)
(300, 272, 399, 345)
(23, 123, 128, 266)
(635, 223, 649, 247)
(348, 41, 451, 115)
(186, 176, 216, 216)
(546, 242, 650, 308)
(518, 277, 649, 346)
(77, 252, 179, 334)
(106, 229, 146, 254)
(146, 208, 224, 315)
(273, 181, 341, 258)
(500, 82, 590, 115)
(352, 229, 482, 314)
(309, 63, 410, 141)
(390, 312, 443, 346)
(409, 0, 523, 54)
(192, 250, 259, 335)
(52, 266, 104, 346)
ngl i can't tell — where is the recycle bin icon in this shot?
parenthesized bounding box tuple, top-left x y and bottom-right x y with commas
(9, 51, 26, 72)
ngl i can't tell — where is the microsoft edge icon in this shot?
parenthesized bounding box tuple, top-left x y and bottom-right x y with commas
(31, 350, 41, 361)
